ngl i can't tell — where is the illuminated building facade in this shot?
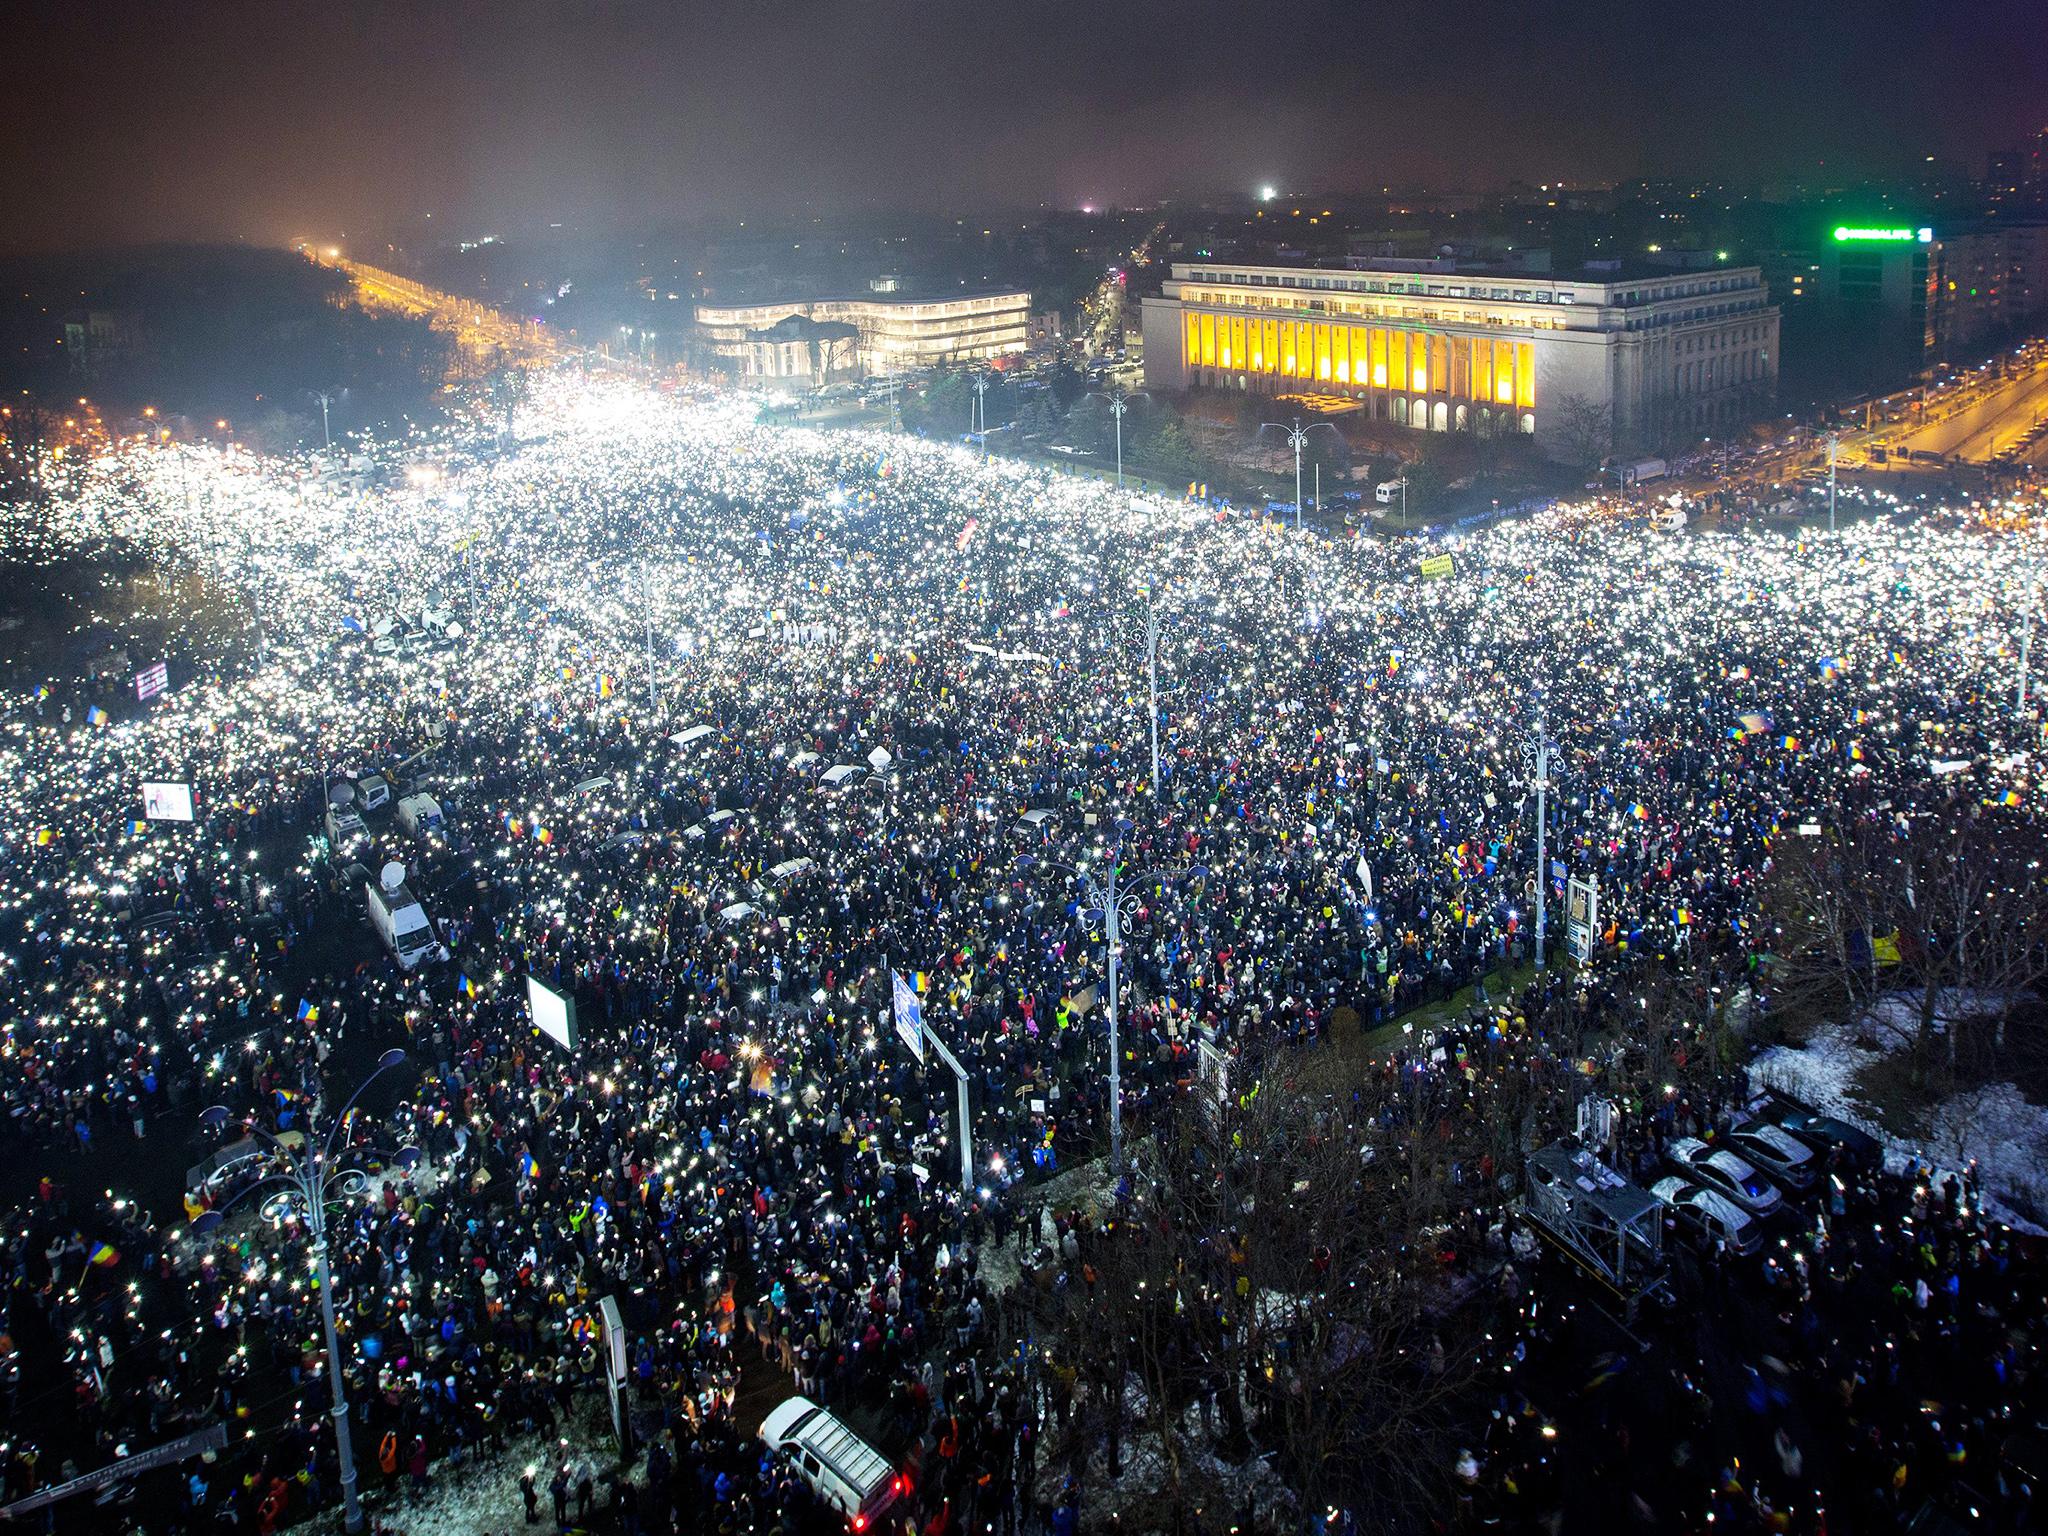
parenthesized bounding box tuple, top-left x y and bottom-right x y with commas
(1141, 259, 1779, 458)
(696, 290, 1029, 381)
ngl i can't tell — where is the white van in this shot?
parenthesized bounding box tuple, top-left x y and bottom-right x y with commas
(325, 804, 368, 848)
(396, 793, 444, 838)
(365, 873, 444, 970)
(759, 1396, 904, 1532)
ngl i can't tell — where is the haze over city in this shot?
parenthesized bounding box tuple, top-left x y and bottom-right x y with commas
(4, 0, 2047, 249)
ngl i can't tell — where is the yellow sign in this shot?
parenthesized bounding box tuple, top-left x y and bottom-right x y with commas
(1419, 553, 1454, 581)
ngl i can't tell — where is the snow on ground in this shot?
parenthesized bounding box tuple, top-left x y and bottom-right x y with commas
(1750, 996, 2048, 1232)
(1032, 1388, 1297, 1536)
(301, 1401, 623, 1536)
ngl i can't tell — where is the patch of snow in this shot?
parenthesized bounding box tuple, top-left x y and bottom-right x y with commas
(1751, 1007, 2048, 1233)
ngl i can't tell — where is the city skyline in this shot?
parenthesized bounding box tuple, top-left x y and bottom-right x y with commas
(3, 0, 2045, 252)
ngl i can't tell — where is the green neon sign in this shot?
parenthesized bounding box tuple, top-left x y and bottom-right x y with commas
(1832, 225, 1933, 243)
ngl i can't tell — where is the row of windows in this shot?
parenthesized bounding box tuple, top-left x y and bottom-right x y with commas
(1623, 298, 1771, 332)
(1180, 268, 1761, 308)
(1184, 290, 1565, 331)
(1672, 351, 1768, 395)
(1183, 313, 1534, 408)
(1183, 270, 1580, 304)
(1673, 323, 1768, 354)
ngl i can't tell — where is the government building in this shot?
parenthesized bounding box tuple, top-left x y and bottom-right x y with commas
(695, 288, 1030, 386)
(1140, 258, 1779, 460)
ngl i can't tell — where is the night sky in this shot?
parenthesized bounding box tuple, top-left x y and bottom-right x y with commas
(4, 0, 2044, 250)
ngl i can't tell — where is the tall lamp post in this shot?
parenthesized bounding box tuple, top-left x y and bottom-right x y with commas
(1520, 719, 1561, 970)
(1825, 431, 1840, 533)
(972, 375, 990, 461)
(1083, 387, 1149, 490)
(1258, 418, 1340, 531)
(1016, 822, 1206, 1169)
(190, 1049, 416, 1535)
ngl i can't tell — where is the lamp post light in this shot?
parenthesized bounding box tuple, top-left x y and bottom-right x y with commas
(972, 375, 990, 461)
(190, 1049, 416, 1535)
(1015, 824, 1206, 1169)
(1519, 718, 1561, 971)
(1258, 418, 1339, 531)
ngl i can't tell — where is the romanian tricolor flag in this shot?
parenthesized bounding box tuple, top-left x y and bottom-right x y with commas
(534, 826, 554, 845)
(1818, 658, 1841, 681)
(1780, 735, 1799, 752)
(560, 664, 576, 682)
(596, 674, 613, 700)
(458, 973, 479, 999)
(519, 1152, 539, 1181)
(296, 999, 319, 1023)
(34, 829, 53, 847)
(1629, 803, 1648, 821)
(86, 705, 108, 727)
(2001, 789, 2023, 807)
(1847, 741, 1865, 762)
(88, 1243, 120, 1268)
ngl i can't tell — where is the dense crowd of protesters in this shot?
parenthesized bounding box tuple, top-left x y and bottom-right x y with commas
(0, 378, 2041, 1532)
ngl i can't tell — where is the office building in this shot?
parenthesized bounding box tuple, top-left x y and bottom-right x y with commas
(1140, 258, 1778, 459)
(695, 289, 1030, 383)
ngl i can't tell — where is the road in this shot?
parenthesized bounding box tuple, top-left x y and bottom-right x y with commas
(332, 258, 571, 366)
(1079, 221, 1165, 359)
(1894, 360, 2048, 462)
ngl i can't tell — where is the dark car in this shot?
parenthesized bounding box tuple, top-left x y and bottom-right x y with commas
(1767, 1106, 1883, 1168)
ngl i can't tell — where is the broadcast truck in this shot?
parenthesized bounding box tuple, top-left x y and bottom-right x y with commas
(365, 861, 445, 970)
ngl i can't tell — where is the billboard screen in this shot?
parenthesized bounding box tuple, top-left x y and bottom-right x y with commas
(526, 974, 578, 1052)
(141, 782, 196, 823)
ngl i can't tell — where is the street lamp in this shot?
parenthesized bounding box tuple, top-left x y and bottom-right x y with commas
(1015, 823, 1206, 1169)
(1825, 430, 1840, 532)
(190, 1049, 416, 1535)
(1258, 418, 1340, 531)
(1519, 719, 1561, 971)
(971, 375, 990, 461)
(1083, 387, 1149, 490)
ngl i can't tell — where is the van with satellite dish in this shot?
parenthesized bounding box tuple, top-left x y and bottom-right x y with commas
(760, 1395, 905, 1532)
(364, 861, 444, 969)
(355, 774, 393, 813)
(325, 803, 368, 849)
(396, 793, 444, 839)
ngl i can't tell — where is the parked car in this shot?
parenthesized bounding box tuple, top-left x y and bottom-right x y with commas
(1763, 1104, 1883, 1168)
(1649, 1175, 1765, 1255)
(1726, 1122, 1820, 1191)
(1668, 1137, 1782, 1217)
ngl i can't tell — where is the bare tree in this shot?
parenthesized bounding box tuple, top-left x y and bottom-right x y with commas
(1549, 392, 1612, 470)
(1762, 795, 2048, 1090)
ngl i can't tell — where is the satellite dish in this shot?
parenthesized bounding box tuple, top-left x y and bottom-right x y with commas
(327, 781, 356, 807)
(443, 620, 463, 639)
(371, 614, 396, 638)
(379, 860, 406, 892)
